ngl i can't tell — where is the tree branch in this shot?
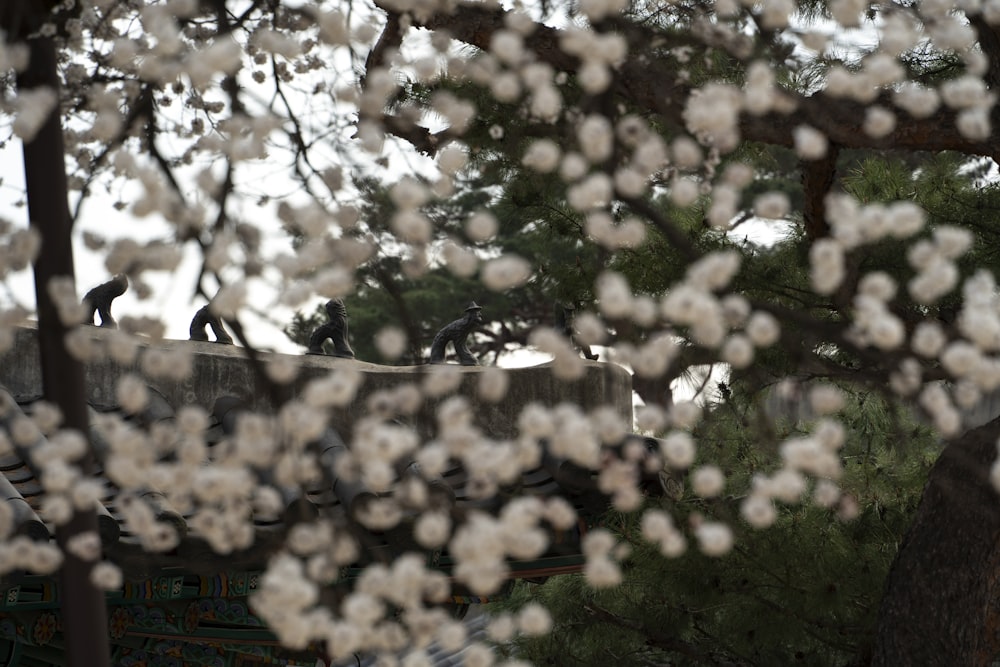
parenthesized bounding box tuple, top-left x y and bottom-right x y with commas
(386, 1, 1000, 160)
(801, 145, 839, 241)
(582, 602, 750, 666)
(971, 15, 1000, 89)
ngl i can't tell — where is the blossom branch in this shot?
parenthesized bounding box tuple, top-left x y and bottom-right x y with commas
(389, 1, 1000, 160)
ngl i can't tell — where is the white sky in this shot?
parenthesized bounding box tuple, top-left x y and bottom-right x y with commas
(1, 139, 308, 352)
(0, 0, 795, 365)
(1, 129, 790, 385)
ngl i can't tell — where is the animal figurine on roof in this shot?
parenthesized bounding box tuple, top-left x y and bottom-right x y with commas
(555, 301, 599, 361)
(189, 305, 234, 344)
(307, 298, 355, 358)
(429, 301, 484, 366)
(82, 274, 128, 328)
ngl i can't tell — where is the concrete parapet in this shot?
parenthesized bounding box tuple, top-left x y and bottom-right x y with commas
(0, 326, 632, 439)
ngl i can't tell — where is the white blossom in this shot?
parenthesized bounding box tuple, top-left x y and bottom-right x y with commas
(482, 255, 532, 291)
(517, 603, 552, 636)
(940, 76, 991, 109)
(478, 367, 510, 403)
(911, 322, 947, 358)
(392, 211, 432, 244)
(707, 184, 739, 229)
(754, 192, 790, 219)
(958, 108, 992, 140)
(12, 88, 59, 141)
(522, 139, 561, 172)
(696, 522, 734, 556)
(741, 493, 777, 528)
(584, 556, 622, 587)
(781, 437, 842, 478)
(487, 614, 516, 642)
(692, 465, 725, 497)
(489, 72, 521, 103)
(634, 137, 668, 174)
(567, 173, 613, 211)
(661, 431, 696, 468)
(745, 311, 781, 347)
(423, 365, 463, 397)
(414, 511, 452, 548)
(442, 242, 478, 278)
(529, 85, 562, 120)
(466, 212, 499, 242)
(304, 369, 364, 407)
(41, 495, 73, 525)
(579, 0, 628, 20)
(881, 14, 920, 54)
(830, 0, 866, 26)
(941, 342, 982, 377)
(934, 226, 974, 259)
(116, 374, 149, 415)
(722, 334, 754, 368)
(211, 282, 247, 319)
(614, 168, 647, 198)
(894, 83, 940, 118)
(578, 115, 614, 164)
(635, 405, 667, 434)
(490, 30, 524, 65)
(668, 401, 702, 430)
(670, 178, 700, 207)
(91, 561, 123, 590)
(794, 125, 828, 160)
(810, 239, 845, 295)
(438, 145, 468, 174)
(908, 258, 958, 304)
(595, 271, 634, 319)
(810, 385, 846, 415)
(866, 311, 906, 351)
(815, 419, 846, 451)
(813, 480, 842, 508)
(12, 1, 1000, 651)
(684, 84, 742, 150)
(375, 327, 408, 361)
(671, 137, 703, 170)
(578, 61, 611, 94)
(745, 61, 778, 113)
(769, 468, 807, 503)
(859, 272, 897, 302)
(687, 251, 742, 292)
(863, 106, 896, 138)
(544, 497, 578, 530)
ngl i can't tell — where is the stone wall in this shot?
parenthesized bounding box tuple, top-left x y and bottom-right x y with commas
(0, 326, 633, 439)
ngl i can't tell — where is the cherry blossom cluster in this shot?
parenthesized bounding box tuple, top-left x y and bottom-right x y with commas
(9, 0, 1000, 661)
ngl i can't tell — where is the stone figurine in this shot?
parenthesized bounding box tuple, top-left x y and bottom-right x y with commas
(307, 298, 355, 358)
(83, 274, 128, 328)
(555, 301, 599, 360)
(189, 305, 234, 344)
(429, 302, 483, 366)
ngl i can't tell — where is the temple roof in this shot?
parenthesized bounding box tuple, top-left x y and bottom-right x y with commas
(0, 326, 655, 666)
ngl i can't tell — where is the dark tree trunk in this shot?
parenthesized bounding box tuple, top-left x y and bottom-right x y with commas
(17, 32, 112, 667)
(872, 416, 1000, 666)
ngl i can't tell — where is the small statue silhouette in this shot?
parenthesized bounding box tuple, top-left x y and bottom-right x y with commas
(554, 301, 599, 360)
(189, 305, 234, 344)
(555, 302, 576, 340)
(429, 302, 483, 366)
(307, 298, 355, 358)
(83, 274, 128, 328)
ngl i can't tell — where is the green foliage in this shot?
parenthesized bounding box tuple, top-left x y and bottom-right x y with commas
(286, 267, 497, 364)
(294, 64, 998, 665)
(494, 392, 935, 666)
(285, 168, 610, 363)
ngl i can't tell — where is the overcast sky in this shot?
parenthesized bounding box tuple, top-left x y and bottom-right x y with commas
(0, 134, 311, 352)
